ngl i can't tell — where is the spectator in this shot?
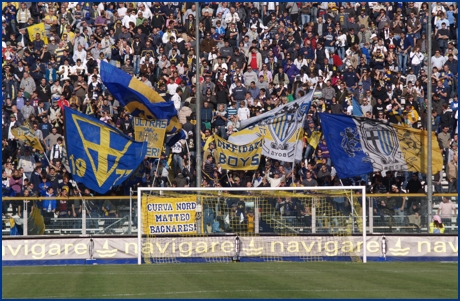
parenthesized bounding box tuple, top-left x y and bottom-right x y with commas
(237, 100, 250, 122)
(429, 215, 445, 234)
(408, 201, 422, 230)
(437, 196, 457, 232)
(447, 155, 458, 192)
(302, 171, 318, 188)
(264, 164, 285, 187)
(18, 147, 35, 180)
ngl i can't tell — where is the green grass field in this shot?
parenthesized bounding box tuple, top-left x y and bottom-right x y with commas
(2, 262, 458, 299)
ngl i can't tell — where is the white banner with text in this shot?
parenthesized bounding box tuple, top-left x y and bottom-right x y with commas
(2, 236, 458, 261)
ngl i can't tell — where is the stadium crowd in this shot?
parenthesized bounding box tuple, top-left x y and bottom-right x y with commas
(1, 2, 458, 227)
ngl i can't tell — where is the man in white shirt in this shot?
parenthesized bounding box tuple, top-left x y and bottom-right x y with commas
(346, 100, 354, 115)
(432, 50, 447, 70)
(117, 3, 128, 18)
(263, 2, 279, 15)
(167, 80, 179, 96)
(216, 3, 230, 21)
(410, 47, 424, 75)
(7, 115, 18, 141)
(137, 3, 152, 20)
(122, 10, 137, 29)
(171, 87, 183, 111)
(162, 27, 177, 44)
(140, 53, 155, 66)
(73, 44, 87, 64)
(237, 101, 250, 121)
(432, 3, 446, 16)
(213, 57, 228, 72)
(87, 71, 101, 85)
(225, 7, 240, 24)
(373, 39, 388, 55)
(71, 59, 88, 77)
(59, 60, 72, 81)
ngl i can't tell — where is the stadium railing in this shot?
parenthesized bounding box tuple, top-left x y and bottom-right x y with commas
(2, 193, 457, 236)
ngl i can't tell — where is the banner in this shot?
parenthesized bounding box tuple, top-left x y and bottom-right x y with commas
(133, 118, 167, 158)
(264, 127, 304, 162)
(11, 125, 44, 152)
(143, 196, 197, 234)
(239, 89, 314, 129)
(27, 23, 48, 44)
(228, 126, 303, 163)
(2, 236, 457, 261)
(227, 126, 266, 145)
(214, 134, 263, 170)
(64, 108, 147, 194)
(233, 89, 314, 162)
(319, 114, 444, 178)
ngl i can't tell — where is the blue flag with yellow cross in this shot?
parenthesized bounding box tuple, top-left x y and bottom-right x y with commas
(64, 108, 147, 194)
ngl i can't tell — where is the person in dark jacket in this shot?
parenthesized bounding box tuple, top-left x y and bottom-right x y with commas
(174, 172, 187, 187)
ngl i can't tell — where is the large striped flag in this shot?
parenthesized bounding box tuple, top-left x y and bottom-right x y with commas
(319, 113, 444, 178)
(231, 88, 315, 162)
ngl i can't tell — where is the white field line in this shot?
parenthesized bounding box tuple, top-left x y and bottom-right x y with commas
(2, 269, 451, 276)
(15, 288, 458, 299)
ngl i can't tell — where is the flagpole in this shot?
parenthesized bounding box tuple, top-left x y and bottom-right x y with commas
(426, 2, 433, 228)
(292, 84, 316, 186)
(195, 1, 202, 188)
(152, 158, 161, 187)
(291, 128, 301, 186)
(72, 185, 87, 235)
(141, 132, 148, 158)
(44, 152, 51, 166)
(185, 139, 191, 170)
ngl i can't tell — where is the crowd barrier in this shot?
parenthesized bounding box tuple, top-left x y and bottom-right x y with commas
(2, 193, 457, 236)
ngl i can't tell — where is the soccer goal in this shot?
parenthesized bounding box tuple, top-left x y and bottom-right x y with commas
(137, 186, 367, 264)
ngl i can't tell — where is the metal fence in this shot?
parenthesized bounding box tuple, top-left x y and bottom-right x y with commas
(2, 193, 457, 236)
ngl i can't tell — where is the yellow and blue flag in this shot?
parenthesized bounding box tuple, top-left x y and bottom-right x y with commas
(319, 114, 443, 178)
(11, 124, 44, 152)
(100, 61, 182, 134)
(64, 108, 147, 194)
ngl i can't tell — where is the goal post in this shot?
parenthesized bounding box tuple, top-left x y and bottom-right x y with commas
(137, 186, 367, 264)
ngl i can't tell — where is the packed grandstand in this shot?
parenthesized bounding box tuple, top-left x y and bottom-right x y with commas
(1, 2, 458, 234)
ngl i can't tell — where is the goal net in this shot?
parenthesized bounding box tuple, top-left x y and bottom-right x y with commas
(137, 187, 367, 264)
